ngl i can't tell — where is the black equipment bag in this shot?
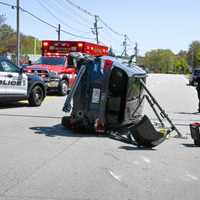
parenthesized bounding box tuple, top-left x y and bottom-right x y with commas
(130, 115, 166, 147)
(190, 123, 200, 146)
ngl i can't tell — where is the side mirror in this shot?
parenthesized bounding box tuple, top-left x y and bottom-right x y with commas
(19, 67, 24, 74)
(28, 60, 32, 65)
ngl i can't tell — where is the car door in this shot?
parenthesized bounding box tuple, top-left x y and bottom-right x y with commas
(0, 59, 28, 96)
(0, 63, 6, 96)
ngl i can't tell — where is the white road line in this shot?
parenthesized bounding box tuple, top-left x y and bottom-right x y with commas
(109, 170, 121, 182)
(186, 172, 199, 181)
(141, 156, 151, 164)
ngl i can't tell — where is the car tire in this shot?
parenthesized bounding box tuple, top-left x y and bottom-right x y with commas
(194, 139, 200, 146)
(58, 80, 68, 96)
(28, 85, 44, 106)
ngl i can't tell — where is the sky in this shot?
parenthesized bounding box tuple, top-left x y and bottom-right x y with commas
(0, 0, 200, 56)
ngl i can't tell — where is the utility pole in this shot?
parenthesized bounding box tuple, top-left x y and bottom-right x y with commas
(16, 0, 20, 66)
(134, 42, 138, 64)
(57, 24, 61, 40)
(191, 48, 194, 69)
(94, 15, 100, 44)
(92, 15, 102, 44)
(122, 34, 128, 57)
(34, 38, 37, 55)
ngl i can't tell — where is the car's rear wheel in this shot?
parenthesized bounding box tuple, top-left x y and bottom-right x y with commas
(194, 139, 200, 146)
(190, 80, 194, 86)
(28, 85, 44, 106)
(58, 80, 68, 96)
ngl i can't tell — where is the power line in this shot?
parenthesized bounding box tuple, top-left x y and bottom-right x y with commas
(20, 7, 57, 29)
(0, 1, 57, 29)
(0, 0, 135, 54)
(64, 0, 94, 17)
(21, 8, 94, 39)
(36, 0, 92, 34)
(98, 17, 124, 37)
(127, 35, 135, 45)
(0, 1, 94, 40)
(59, 0, 93, 26)
(63, 0, 137, 55)
(0, 1, 15, 9)
(61, 28, 94, 40)
(64, 0, 124, 37)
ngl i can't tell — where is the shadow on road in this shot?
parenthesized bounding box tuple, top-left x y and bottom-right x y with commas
(0, 113, 60, 119)
(119, 145, 156, 151)
(0, 101, 29, 109)
(175, 112, 200, 115)
(30, 124, 106, 138)
(30, 124, 159, 150)
(182, 143, 200, 148)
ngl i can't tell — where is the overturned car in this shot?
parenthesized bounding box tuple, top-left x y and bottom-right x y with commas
(62, 56, 182, 147)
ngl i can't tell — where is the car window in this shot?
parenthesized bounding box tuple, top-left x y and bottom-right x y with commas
(194, 70, 200, 76)
(0, 60, 20, 73)
(0, 63, 4, 72)
(127, 77, 142, 100)
(34, 57, 65, 66)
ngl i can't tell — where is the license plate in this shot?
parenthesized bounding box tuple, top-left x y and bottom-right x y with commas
(48, 81, 59, 88)
(92, 88, 101, 103)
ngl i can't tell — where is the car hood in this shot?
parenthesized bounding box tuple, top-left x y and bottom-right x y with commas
(27, 73, 43, 82)
(26, 64, 66, 73)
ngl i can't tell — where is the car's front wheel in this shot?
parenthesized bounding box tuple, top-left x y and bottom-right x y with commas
(28, 85, 44, 106)
(58, 80, 69, 96)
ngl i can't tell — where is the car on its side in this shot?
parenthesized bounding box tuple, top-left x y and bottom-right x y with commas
(189, 68, 200, 86)
(0, 57, 46, 106)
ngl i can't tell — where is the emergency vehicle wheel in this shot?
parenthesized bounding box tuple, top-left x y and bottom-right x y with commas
(59, 80, 68, 96)
(28, 85, 44, 106)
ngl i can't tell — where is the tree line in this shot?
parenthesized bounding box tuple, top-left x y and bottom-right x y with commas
(137, 41, 200, 74)
(0, 15, 41, 57)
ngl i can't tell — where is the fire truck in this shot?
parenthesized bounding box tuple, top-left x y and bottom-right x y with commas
(25, 40, 108, 95)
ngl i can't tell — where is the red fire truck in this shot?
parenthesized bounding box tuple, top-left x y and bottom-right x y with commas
(25, 40, 108, 95)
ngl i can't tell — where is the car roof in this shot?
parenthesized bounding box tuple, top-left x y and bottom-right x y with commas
(0, 56, 8, 61)
(100, 56, 147, 77)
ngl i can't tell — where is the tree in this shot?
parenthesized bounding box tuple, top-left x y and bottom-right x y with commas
(174, 56, 188, 74)
(0, 19, 41, 55)
(21, 35, 41, 54)
(188, 41, 200, 69)
(144, 49, 175, 73)
(0, 24, 16, 53)
(173, 50, 189, 74)
(136, 56, 145, 66)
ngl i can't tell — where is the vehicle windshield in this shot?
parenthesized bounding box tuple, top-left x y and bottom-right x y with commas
(34, 56, 65, 66)
(194, 69, 200, 76)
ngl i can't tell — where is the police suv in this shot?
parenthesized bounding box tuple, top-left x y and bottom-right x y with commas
(0, 57, 46, 106)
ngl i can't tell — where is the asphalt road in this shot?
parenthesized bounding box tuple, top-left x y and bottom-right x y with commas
(0, 74, 200, 200)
